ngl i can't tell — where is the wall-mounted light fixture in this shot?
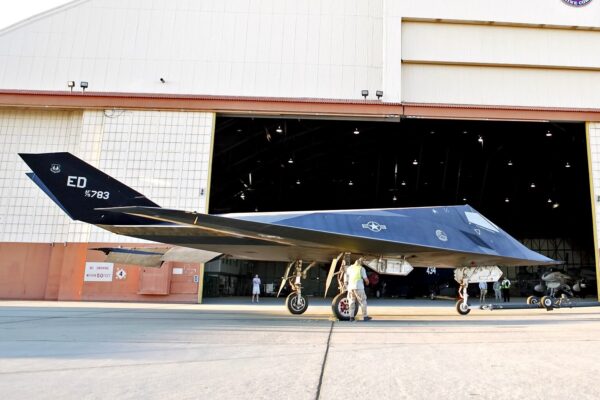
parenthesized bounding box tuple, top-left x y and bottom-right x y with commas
(361, 90, 369, 99)
(80, 81, 89, 92)
(376, 90, 383, 99)
(67, 81, 75, 92)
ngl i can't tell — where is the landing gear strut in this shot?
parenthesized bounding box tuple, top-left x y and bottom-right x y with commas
(278, 260, 314, 315)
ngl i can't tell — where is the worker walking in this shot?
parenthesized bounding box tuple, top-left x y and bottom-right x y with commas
(501, 276, 511, 302)
(479, 281, 488, 303)
(344, 258, 372, 321)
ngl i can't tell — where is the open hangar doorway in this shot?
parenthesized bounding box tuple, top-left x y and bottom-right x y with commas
(207, 116, 596, 299)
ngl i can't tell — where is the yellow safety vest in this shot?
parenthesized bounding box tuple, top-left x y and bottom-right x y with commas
(348, 264, 363, 284)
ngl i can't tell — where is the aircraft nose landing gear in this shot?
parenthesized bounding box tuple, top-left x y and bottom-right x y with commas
(455, 283, 471, 315)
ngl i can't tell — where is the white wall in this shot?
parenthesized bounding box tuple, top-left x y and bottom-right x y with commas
(0, 109, 214, 243)
(1, 0, 600, 106)
(0, 0, 384, 100)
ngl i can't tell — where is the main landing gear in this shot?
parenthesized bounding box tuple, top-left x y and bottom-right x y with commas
(327, 254, 359, 321)
(277, 259, 317, 315)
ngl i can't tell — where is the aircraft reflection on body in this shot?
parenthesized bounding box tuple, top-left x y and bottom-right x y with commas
(20, 152, 559, 318)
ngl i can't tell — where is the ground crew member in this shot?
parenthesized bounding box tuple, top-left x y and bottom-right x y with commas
(479, 281, 488, 303)
(501, 276, 511, 302)
(344, 258, 372, 321)
(493, 279, 502, 301)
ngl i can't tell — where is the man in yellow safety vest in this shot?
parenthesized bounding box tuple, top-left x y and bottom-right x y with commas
(344, 257, 372, 321)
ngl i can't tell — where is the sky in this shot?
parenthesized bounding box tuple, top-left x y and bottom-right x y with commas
(0, 0, 72, 30)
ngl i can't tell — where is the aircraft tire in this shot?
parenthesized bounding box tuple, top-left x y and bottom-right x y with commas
(332, 292, 358, 321)
(455, 299, 471, 315)
(541, 296, 554, 310)
(526, 296, 540, 306)
(286, 291, 309, 315)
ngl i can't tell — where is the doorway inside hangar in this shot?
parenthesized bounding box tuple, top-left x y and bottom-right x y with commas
(205, 117, 596, 299)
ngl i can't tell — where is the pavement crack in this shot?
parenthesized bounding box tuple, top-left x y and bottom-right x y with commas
(316, 321, 334, 400)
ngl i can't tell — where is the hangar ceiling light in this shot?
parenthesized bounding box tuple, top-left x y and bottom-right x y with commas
(507, 160, 513, 166)
(276, 125, 283, 133)
(412, 159, 418, 165)
(565, 162, 571, 168)
(353, 128, 360, 135)
(546, 130, 553, 137)
(288, 157, 294, 164)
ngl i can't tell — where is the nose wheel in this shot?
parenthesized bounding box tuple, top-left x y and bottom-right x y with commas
(455, 298, 471, 315)
(455, 282, 471, 315)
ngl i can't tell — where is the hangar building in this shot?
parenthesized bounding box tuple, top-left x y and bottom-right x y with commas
(0, 0, 599, 302)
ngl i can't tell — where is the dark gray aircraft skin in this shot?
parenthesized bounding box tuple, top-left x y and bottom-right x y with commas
(19, 152, 557, 268)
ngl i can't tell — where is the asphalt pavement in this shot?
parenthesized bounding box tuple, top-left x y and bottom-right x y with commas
(1, 297, 600, 400)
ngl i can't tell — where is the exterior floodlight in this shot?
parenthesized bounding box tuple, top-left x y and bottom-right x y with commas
(530, 182, 536, 188)
(507, 160, 513, 166)
(348, 180, 354, 186)
(376, 90, 383, 99)
(505, 198, 510, 203)
(412, 159, 418, 165)
(80, 81, 89, 91)
(276, 125, 283, 133)
(288, 157, 294, 164)
(361, 90, 369, 99)
(565, 162, 571, 168)
(67, 81, 75, 92)
(353, 128, 360, 135)
(546, 131, 552, 137)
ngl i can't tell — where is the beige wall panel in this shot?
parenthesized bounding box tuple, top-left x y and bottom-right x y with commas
(402, 22, 600, 69)
(402, 63, 600, 108)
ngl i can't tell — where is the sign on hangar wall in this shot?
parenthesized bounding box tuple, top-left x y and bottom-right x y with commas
(84, 262, 114, 282)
